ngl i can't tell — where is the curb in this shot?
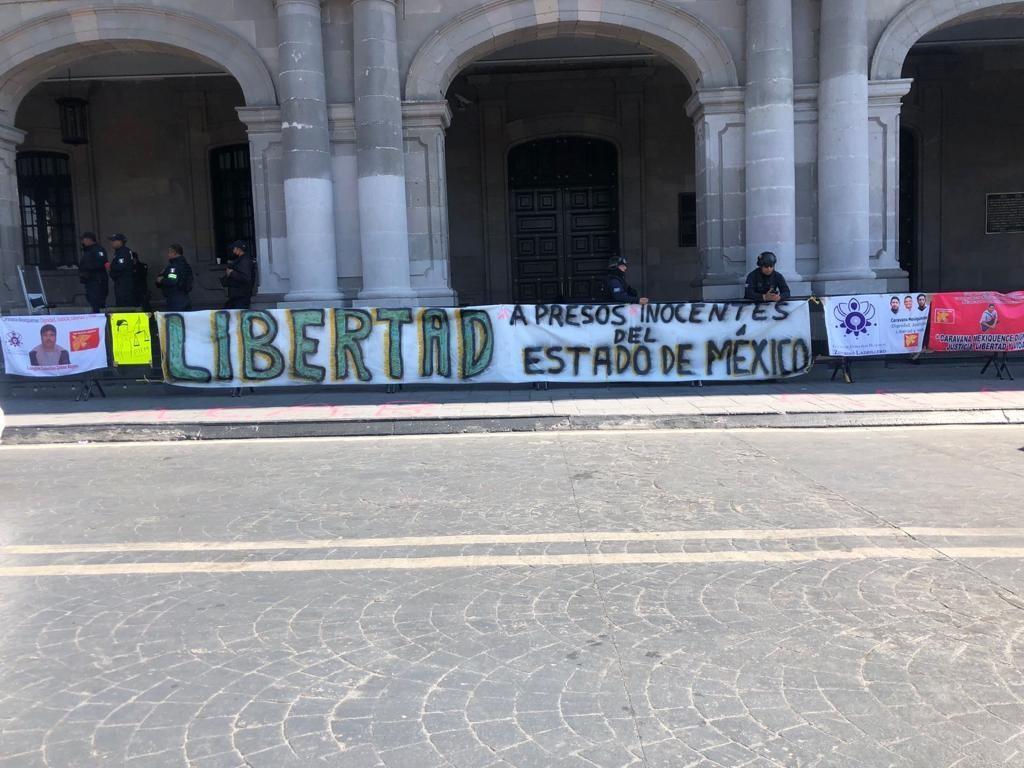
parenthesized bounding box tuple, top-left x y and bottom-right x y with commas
(2, 408, 1022, 445)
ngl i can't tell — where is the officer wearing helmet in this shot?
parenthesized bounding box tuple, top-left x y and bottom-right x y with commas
(220, 240, 254, 309)
(744, 251, 791, 303)
(604, 256, 648, 305)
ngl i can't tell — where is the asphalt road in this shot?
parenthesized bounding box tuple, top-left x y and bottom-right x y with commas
(1, 426, 1023, 767)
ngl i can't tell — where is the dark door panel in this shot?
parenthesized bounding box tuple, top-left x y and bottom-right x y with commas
(508, 138, 618, 304)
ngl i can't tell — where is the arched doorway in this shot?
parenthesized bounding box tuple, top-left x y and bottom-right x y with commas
(405, 0, 739, 305)
(508, 137, 618, 303)
(874, 0, 1024, 291)
(0, 6, 276, 311)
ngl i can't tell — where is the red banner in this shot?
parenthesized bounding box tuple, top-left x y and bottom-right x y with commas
(928, 291, 1024, 352)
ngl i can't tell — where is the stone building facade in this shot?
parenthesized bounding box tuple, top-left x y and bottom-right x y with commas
(0, 0, 1021, 312)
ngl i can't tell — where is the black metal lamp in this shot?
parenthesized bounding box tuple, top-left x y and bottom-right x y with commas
(57, 96, 89, 145)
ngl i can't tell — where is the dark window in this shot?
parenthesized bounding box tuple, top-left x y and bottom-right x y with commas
(898, 127, 918, 288)
(678, 193, 697, 248)
(16, 152, 77, 269)
(210, 144, 254, 258)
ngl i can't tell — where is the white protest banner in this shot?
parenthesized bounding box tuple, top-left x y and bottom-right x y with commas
(0, 314, 108, 377)
(158, 302, 812, 388)
(824, 294, 930, 357)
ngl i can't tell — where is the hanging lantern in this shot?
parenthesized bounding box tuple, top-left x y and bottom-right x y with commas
(56, 96, 89, 145)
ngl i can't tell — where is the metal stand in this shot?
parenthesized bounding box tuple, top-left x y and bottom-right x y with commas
(531, 382, 549, 391)
(231, 386, 256, 397)
(386, 383, 403, 394)
(75, 379, 106, 402)
(830, 357, 854, 384)
(981, 352, 1013, 380)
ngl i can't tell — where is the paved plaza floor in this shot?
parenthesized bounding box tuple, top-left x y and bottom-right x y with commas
(1, 426, 1023, 766)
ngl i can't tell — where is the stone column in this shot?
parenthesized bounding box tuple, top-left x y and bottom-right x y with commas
(685, 88, 748, 300)
(745, 0, 798, 277)
(274, 0, 342, 303)
(236, 107, 288, 300)
(869, 79, 913, 288)
(815, 0, 875, 288)
(0, 123, 26, 311)
(403, 101, 457, 305)
(353, 0, 417, 306)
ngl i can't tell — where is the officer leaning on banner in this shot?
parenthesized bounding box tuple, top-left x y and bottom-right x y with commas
(78, 232, 108, 313)
(220, 240, 253, 310)
(155, 243, 194, 311)
(744, 251, 792, 303)
(604, 256, 648, 305)
(107, 232, 138, 307)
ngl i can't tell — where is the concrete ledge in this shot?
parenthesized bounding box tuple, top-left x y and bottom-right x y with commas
(3, 408, 1020, 445)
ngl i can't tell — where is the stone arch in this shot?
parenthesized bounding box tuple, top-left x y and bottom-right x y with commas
(871, 0, 1024, 80)
(404, 0, 739, 101)
(0, 5, 277, 117)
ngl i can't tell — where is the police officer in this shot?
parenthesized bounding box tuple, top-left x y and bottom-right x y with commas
(604, 256, 648, 305)
(107, 233, 138, 307)
(744, 251, 792, 303)
(78, 232, 108, 313)
(155, 243, 194, 311)
(220, 240, 253, 309)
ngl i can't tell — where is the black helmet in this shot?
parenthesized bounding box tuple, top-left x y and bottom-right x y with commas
(608, 256, 627, 268)
(756, 251, 777, 268)
(229, 240, 247, 252)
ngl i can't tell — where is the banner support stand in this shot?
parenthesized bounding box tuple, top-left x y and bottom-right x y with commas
(74, 378, 106, 402)
(830, 357, 854, 384)
(980, 352, 1013, 380)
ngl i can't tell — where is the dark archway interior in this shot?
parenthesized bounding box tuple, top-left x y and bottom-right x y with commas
(901, 16, 1024, 291)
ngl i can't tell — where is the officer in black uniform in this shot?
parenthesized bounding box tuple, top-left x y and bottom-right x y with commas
(78, 232, 108, 313)
(107, 233, 138, 307)
(604, 256, 647, 304)
(155, 243, 194, 311)
(220, 240, 253, 310)
(744, 251, 792, 303)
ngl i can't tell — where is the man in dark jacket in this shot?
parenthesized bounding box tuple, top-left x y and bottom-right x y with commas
(107, 233, 138, 307)
(155, 243, 194, 311)
(78, 232, 108, 313)
(604, 256, 647, 304)
(220, 241, 253, 309)
(744, 251, 791, 303)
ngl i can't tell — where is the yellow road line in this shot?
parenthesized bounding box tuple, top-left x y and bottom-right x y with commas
(0, 546, 1022, 577)
(3, 527, 1022, 556)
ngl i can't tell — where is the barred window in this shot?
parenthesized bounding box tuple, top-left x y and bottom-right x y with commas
(210, 144, 254, 258)
(17, 152, 77, 270)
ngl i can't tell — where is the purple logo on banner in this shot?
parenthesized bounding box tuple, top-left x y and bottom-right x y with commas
(833, 298, 875, 337)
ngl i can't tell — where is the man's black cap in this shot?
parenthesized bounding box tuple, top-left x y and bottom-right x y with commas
(229, 240, 248, 252)
(81, 232, 97, 241)
(108, 233, 127, 243)
(608, 256, 627, 268)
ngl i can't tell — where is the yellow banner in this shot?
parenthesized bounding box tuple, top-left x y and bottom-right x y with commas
(110, 313, 153, 366)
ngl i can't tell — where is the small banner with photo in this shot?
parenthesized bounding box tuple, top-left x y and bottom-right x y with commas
(824, 293, 930, 357)
(0, 314, 108, 377)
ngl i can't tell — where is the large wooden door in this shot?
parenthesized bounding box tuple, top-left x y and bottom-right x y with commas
(509, 138, 618, 303)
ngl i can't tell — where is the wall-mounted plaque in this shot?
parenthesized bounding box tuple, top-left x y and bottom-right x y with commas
(986, 192, 1024, 234)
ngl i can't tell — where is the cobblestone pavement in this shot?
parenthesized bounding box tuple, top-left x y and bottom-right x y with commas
(1, 426, 1023, 767)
